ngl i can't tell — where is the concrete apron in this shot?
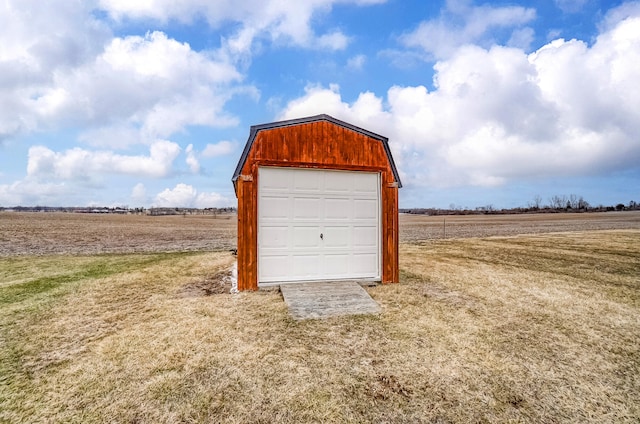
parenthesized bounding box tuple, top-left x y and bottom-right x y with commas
(279, 281, 381, 320)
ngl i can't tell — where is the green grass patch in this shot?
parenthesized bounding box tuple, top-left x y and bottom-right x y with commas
(0, 252, 199, 307)
(0, 251, 215, 417)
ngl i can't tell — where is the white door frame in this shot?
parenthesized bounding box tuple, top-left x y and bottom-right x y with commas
(257, 166, 381, 286)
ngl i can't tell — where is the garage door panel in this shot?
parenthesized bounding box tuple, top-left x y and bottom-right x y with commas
(325, 198, 350, 219)
(260, 226, 288, 249)
(293, 198, 321, 220)
(352, 253, 378, 274)
(323, 226, 349, 248)
(293, 226, 321, 248)
(324, 254, 349, 275)
(353, 226, 378, 247)
(354, 199, 378, 220)
(260, 256, 290, 279)
(324, 172, 351, 193)
(292, 255, 321, 276)
(259, 167, 379, 283)
(352, 172, 378, 193)
(261, 196, 290, 220)
(261, 168, 292, 191)
(294, 171, 321, 191)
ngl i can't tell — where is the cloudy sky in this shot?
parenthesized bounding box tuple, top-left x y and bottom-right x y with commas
(1, 0, 638, 209)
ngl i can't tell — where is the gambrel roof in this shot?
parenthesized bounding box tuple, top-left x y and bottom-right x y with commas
(232, 114, 402, 188)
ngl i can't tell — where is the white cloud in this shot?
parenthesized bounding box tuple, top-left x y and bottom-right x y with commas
(508, 27, 535, 51)
(154, 183, 229, 207)
(0, 0, 383, 148)
(347, 54, 366, 70)
(78, 125, 141, 149)
(97, 0, 383, 56)
(599, 1, 640, 32)
(102, 32, 239, 83)
(27, 140, 181, 180)
(0, 1, 108, 70)
(131, 183, 148, 204)
(377, 49, 426, 69)
(0, 179, 68, 206)
(279, 7, 640, 189)
(0, 0, 110, 143)
(155, 183, 197, 207)
(400, 0, 536, 59)
(99, 0, 386, 23)
(193, 191, 230, 208)
(185, 144, 200, 173)
(555, 0, 589, 14)
(202, 140, 236, 158)
(280, 84, 355, 120)
(66, 32, 244, 144)
(278, 84, 390, 134)
(0, 1, 248, 148)
(317, 31, 350, 50)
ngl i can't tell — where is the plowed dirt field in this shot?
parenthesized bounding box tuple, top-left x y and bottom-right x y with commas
(1, 210, 639, 256)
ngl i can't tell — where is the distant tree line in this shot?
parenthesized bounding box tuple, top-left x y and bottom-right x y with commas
(401, 196, 640, 216)
(0, 206, 237, 215)
(2, 195, 638, 217)
(146, 207, 237, 216)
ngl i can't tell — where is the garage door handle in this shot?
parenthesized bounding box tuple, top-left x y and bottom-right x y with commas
(320, 233, 323, 240)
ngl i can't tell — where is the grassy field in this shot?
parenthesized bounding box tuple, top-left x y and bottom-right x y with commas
(1, 212, 639, 422)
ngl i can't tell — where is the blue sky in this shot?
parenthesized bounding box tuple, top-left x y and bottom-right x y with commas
(1, 0, 638, 209)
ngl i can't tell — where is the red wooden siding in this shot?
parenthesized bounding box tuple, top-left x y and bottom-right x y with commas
(235, 120, 400, 291)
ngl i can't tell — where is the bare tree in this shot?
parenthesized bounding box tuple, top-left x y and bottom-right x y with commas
(568, 194, 579, 209)
(476, 204, 495, 213)
(577, 196, 590, 210)
(549, 195, 568, 209)
(528, 195, 543, 210)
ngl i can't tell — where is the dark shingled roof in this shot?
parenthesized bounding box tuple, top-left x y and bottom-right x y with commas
(232, 114, 402, 188)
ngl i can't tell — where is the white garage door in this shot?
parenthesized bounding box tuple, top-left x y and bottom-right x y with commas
(258, 167, 380, 284)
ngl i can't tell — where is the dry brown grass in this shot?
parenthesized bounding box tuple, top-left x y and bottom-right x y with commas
(396, 230, 640, 422)
(1, 213, 640, 422)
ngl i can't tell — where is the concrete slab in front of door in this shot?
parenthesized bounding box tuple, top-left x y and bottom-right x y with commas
(280, 281, 381, 320)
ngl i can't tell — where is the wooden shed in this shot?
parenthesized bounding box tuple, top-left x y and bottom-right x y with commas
(232, 114, 401, 291)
